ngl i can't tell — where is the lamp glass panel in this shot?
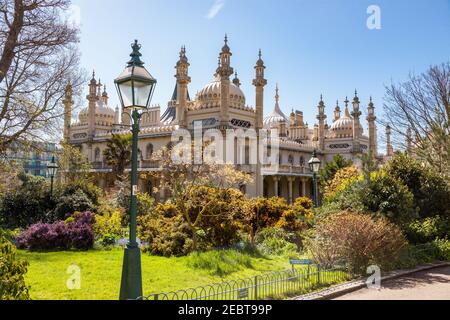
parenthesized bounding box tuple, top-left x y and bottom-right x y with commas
(133, 81, 153, 108)
(313, 162, 320, 173)
(118, 80, 134, 108)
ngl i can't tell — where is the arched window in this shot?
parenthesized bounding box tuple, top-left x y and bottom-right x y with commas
(94, 147, 100, 162)
(147, 180, 153, 195)
(300, 156, 305, 166)
(146, 143, 154, 159)
(288, 154, 294, 165)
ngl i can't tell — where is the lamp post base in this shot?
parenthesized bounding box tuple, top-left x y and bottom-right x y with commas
(119, 244, 143, 300)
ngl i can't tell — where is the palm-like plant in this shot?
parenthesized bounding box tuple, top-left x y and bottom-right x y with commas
(103, 133, 132, 179)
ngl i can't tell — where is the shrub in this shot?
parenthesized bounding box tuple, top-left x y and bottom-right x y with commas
(385, 153, 450, 218)
(137, 192, 155, 216)
(57, 181, 101, 206)
(0, 173, 51, 228)
(396, 240, 450, 269)
(324, 166, 360, 198)
(325, 172, 417, 226)
(254, 227, 298, 256)
(276, 197, 314, 233)
(93, 204, 124, 242)
(50, 189, 95, 221)
(432, 238, 450, 261)
(138, 203, 193, 257)
(405, 216, 450, 244)
(16, 212, 95, 251)
(99, 234, 118, 247)
(319, 154, 353, 191)
(304, 211, 407, 275)
(187, 250, 253, 276)
(0, 236, 30, 300)
(360, 173, 417, 226)
(182, 186, 246, 250)
(242, 197, 290, 241)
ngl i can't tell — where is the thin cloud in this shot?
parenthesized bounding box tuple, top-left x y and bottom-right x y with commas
(206, 0, 225, 19)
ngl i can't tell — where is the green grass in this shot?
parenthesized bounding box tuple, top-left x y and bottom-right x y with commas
(17, 248, 291, 300)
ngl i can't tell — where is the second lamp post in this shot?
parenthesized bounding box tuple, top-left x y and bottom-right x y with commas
(115, 40, 157, 300)
(308, 149, 321, 207)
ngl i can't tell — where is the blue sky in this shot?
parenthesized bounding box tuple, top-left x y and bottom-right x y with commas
(71, 0, 450, 129)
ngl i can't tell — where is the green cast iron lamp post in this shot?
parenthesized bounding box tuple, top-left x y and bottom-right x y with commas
(115, 40, 157, 300)
(47, 156, 58, 197)
(308, 149, 321, 207)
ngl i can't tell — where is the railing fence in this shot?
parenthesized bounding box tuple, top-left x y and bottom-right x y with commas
(139, 264, 348, 300)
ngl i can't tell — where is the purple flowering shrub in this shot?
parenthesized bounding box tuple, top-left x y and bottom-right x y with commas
(16, 212, 95, 251)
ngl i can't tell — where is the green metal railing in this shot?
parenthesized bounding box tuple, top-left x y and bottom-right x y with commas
(139, 265, 349, 300)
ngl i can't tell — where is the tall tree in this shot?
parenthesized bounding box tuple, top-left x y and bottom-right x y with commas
(0, 0, 83, 153)
(103, 133, 132, 179)
(382, 63, 450, 181)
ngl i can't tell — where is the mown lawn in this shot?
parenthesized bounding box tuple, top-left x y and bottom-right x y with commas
(17, 248, 292, 300)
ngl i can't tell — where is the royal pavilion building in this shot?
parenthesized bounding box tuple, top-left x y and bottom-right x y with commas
(62, 36, 385, 204)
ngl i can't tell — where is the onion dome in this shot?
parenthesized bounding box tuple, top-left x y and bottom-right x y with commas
(196, 75, 246, 108)
(329, 105, 353, 137)
(263, 84, 288, 127)
(78, 100, 115, 125)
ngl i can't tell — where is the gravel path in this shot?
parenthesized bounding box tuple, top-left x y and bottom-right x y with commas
(334, 266, 450, 300)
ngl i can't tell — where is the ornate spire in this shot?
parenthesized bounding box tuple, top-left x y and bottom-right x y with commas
(178, 45, 188, 64)
(334, 100, 341, 121)
(90, 70, 97, 85)
(102, 84, 108, 97)
(127, 40, 145, 67)
(232, 71, 241, 87)
(222, 34, 230, 53)
(256, 49, 264, 66)
(253, 49, 267, 87)
(216, 35, 233, 78)
(275, 83, 280, 104)
(353, 89, 360, 103)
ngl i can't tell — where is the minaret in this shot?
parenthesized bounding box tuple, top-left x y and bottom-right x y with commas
(63, 82, 73, 143)
(351, 90, 362, 153)
(216, 35, 234, 128)
(253, 49, 267, 131)
(406, 127, 412, 155)
(386, 125, 394, 157)
(367, 96, 377, 157)
(334, 100, 341, 121)
(87, 71, 98, 138)
(175, 46, 191, 127)
(252, 49, 267, 197)
(101, 85, 109, 105)
(316, 94, 326, 151)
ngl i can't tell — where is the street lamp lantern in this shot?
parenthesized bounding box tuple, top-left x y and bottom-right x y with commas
(308, 150, 321, 207)
(47, 156, 58, 196)
(115, 40, 157, 110)
(308, 150, 321, 173)
(116, 40, 156, 301)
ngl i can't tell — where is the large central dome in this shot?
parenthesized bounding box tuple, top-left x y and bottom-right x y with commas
(196, 75, 246, 108)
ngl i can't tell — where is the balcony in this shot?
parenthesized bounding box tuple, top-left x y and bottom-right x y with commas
(262, 164, 313, 176)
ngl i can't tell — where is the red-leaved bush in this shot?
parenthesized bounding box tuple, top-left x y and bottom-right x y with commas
(304, 211, 407, 274)
(16, 212, 95, 251)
